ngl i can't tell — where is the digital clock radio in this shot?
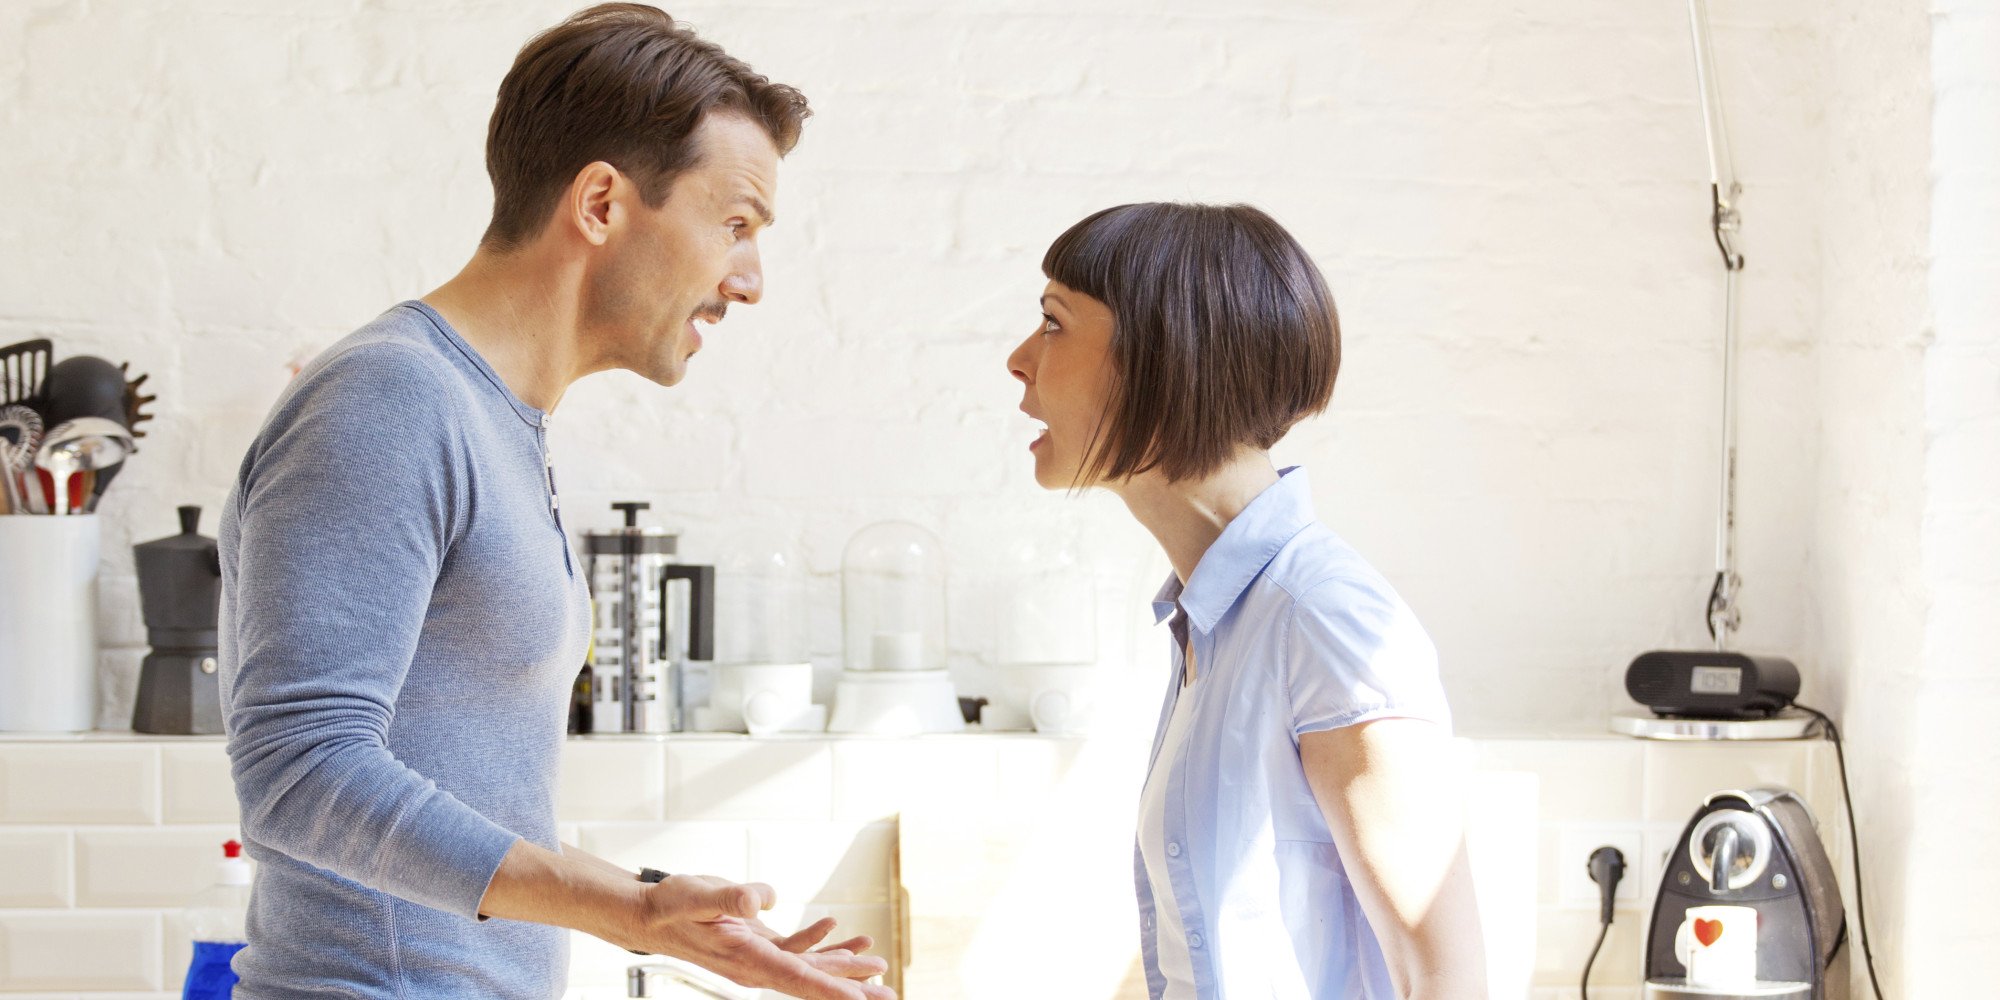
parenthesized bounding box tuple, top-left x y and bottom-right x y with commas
(1624, 650, 1800, 719)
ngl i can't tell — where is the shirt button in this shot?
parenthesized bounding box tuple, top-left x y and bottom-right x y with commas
(1166, 842, 1181, 858)
(1189, 932, 1204, 949)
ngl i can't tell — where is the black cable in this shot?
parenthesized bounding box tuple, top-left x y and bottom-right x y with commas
(1793, 702, 1888, 1000)
(1581, 846, 1623, 1000)
(1580, 920, 1610, 1000)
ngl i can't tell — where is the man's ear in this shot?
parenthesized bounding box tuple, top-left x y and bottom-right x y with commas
(567, 161, 622, 247)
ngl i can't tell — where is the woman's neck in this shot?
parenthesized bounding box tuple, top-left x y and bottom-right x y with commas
(1114, 450, 1280, 586)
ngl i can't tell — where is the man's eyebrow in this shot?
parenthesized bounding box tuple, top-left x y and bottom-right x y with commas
(739, 194, 774, 227)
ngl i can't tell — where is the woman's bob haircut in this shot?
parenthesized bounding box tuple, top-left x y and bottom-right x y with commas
(1041, 202, 1340, 485)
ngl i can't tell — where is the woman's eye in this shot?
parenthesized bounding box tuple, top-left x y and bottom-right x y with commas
(1041, 313, 1060, 334)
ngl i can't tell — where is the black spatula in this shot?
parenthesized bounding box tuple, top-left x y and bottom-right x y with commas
(1, 338, 53, 407)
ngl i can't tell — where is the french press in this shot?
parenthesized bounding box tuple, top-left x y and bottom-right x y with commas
(582, 502, 714, 733)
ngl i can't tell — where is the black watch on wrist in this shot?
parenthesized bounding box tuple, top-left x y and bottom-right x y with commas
(628, 868, 672, 955)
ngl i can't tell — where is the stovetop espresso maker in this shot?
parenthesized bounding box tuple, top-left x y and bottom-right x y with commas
(581, 502, 713, 732)
(1643, 788, 1848, 999)
(131, 505, 222, 735)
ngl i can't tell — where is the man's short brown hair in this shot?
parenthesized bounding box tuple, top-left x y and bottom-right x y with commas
(482, 3, 810, 250)
(1042, 203, 1341, 485)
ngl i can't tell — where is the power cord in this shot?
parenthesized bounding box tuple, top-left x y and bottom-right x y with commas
(1792, 702, 1889, 1000)
(1581, 846, 1625, 1000)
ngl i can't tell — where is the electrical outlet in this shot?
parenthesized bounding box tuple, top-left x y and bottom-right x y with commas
(1556, 824, 1647, 909)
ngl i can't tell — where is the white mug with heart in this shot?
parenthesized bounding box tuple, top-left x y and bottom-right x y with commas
(1674, 904, 1759, 986)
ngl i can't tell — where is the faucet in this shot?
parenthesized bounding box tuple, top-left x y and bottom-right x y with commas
(627, 962, 750, 1000)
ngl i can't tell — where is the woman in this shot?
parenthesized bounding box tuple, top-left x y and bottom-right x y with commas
(1006, 203, 1487, 999)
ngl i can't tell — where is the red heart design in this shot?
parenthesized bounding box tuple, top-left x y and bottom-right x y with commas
(1694, 917, 1724, 947)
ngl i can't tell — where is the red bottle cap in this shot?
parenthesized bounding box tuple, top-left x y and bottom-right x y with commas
(223, 840, 242, 859)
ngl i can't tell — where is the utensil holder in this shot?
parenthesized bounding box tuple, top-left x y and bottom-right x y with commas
(0, 514, 100, 732)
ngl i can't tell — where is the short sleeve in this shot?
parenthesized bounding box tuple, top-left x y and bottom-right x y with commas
(1282, 576, 1452, 737)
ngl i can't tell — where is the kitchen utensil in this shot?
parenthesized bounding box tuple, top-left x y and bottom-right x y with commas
(40, 354, 155, 509)
(1640, 788, 1847, 999)
(0, 514, 100, 732)
(34, 417, 133, 516)
(581, 502, 715, 733)
(42, 355, 129, 425)
(0, 404, 43, 514)
(131, 505, 225, 735)
(88, 362, 157, 509)
(0, 338, 52, 406)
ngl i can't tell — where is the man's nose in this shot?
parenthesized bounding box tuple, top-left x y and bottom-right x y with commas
(722, 249, 763, 305)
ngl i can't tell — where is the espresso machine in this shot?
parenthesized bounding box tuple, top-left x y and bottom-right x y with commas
(582, 502, 713, 732)
(131, 505, 223, 735)
(1643, 788, 1848, 999)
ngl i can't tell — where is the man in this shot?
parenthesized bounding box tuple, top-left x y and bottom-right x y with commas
(218, 6, 894, 997)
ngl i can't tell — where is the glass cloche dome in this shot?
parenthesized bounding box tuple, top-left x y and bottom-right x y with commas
(841, 521, 947, 672)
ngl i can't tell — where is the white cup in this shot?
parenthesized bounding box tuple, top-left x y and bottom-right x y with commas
(1002, 662, 1097, 735)
(730, 662, 815, 736)
(1674, 904, 1758, 987)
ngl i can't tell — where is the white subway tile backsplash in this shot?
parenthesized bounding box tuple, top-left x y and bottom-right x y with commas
(75, 827, 239, 908)
(747, 821, 895, 906)
(573, 822, 751, 884)
(0, 912, 162, 990)
(830, 738, 999, 823)
(0, 732, 1824, 999)
(0, 829, 71, 908)
(158, 745, 237, 826)
(666, 741, 832, 822)
(0, 745, 159, 824)
(1474, 738, 1645, 822)
(1641, 741, 1813, 824)
(558, 740, 667, 822)
(1537, 905, 1641, 991)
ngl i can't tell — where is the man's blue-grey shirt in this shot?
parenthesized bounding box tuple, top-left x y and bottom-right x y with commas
(1136, 467, 1453, 999)
(219, 301, 591, 997)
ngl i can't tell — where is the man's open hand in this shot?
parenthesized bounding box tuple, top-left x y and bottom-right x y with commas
(622, 875, 895, 1000)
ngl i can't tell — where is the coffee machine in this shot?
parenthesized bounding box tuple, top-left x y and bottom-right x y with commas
(1643, 788, 1848, 999)
(131, 505, 222, 735)
(581, 502, 714, 732)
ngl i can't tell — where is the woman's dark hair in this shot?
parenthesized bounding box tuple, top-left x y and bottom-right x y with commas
(481, 3, 811, 251)
(1042, 202, 1340, 485)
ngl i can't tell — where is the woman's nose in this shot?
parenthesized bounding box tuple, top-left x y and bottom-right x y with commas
(1006, 334, 1035, 385)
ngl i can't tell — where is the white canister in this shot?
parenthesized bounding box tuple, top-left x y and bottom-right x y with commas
(0, 514, 101, 732)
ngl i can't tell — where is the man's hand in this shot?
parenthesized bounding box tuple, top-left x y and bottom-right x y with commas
(618, 875, 892, 999)
(479, 841, 894, 1000)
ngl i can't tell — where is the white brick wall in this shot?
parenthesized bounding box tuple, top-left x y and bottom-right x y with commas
(0, 0, 1828, 736)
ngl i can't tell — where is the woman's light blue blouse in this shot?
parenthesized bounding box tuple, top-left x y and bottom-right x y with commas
(1136, 466, 1452, 999)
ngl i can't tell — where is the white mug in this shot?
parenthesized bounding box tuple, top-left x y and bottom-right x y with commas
(1674, 904, 1758, 987)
